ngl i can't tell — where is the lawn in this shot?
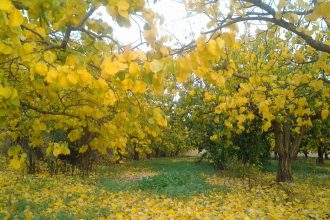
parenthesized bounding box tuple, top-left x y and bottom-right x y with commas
(0, 157, 329, 219)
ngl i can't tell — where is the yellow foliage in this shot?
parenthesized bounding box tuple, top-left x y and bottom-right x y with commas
(0, 0, 13, 11)
(9, 9, 24, 27)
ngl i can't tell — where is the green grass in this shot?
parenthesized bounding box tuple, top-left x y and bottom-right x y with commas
(98, 157, 227, 198)
(262, 158, 330, 186)
(97, 157, 330, 197)
(262, 158, 330, 175)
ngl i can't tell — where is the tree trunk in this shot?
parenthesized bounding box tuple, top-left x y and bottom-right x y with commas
(325, 151, 329, 160)
(317, 146, 324, 164)
(272, 121, 306, 182)
(277, 154, 293, 182)
(303, 150, 308, 159)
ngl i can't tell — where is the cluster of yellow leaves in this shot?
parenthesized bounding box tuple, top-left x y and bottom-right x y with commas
(201, 37, 329, 135)
(46, 142, 70, 158)
(174, 33, 236, 85)
(7, 145, 26, 169)
(0, 85, 19, 116)
(107, 0, 144, 26)
(0, 0, 24, 27)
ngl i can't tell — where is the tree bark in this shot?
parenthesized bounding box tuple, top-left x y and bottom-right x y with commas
(303, 150, 308, 159)
(277, 154, 293, 182)
(272, 121, 306, 182)
(133, 143, 139, 160)
(317, 146, 324, 164)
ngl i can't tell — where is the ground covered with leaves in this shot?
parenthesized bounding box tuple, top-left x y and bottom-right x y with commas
(0, 157, 329, 219)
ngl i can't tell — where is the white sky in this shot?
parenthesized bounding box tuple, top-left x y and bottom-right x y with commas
(96, 0, 209, 48)
(94, 0, 259, 50)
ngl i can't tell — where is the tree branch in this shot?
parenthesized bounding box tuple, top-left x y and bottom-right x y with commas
(45, 6, 95, 50)
(203, 0, 330, 54)
(21, 101, 80, 119)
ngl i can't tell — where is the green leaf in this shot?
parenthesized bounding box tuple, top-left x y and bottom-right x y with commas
(142, 72, 153, 85)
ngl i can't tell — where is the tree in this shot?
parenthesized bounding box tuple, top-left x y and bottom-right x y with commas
(172, 28, 329, 181)
(302, 120, 330, 164)
(0, 0, 168, 171)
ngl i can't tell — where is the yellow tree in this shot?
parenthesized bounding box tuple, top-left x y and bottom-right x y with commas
(174, 0, 330, 182)
(172, 28, 329, 181)
(0, 0, 168, 170)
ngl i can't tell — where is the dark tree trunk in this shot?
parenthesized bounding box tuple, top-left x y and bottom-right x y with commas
(272, 121, 306, 182)
(277, 154, 293, 182)
(317, 146, 324, 164)
(303, 150, 308, 159)
(155, 148, 160, 157)
(325, 151, 329, 160)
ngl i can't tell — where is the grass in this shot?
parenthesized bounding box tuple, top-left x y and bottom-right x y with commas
(262, 158, 330, 175)
(97, 157, 227, 198)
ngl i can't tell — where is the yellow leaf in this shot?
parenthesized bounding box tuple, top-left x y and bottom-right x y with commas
(150, 60, 163, 73)
(207, 39, 219, 56)
(35, 62, 48, 76)
(117, 0, 130, 18)
(46, 145, 53, 156)
(262, 121, 272, 131)
(9, 157, 21, 169)
(53, 142, 70, 157)
(7, 145, 21, 157)
(46, 69, 58, 83)
(59, 74, 69, 88)
(68, 128, 83, 142)
(153, 108, 167, 127)
(132, 80, 147, 94)
(24, 209, 34, 220)
(9, 9, 24, 27)
(44, 51, 57, 63)
(0, 0, 13, 11)
(160, 46, 169, 56)
(0, 86, 12, 99)
(35, 27, 47, 38)
(67, 72, 79, 84)
(321, 109, 329, 120)
(225, 120, 233, 128)
(216, 38, 225, 49)
(0, 42, 13, 54)
(274, 96, 285, 109)
(210, 134, 218, 141)
(79, 145, 88, 154)
(104, 89, 117, 106)
(117, 0, 130, 10)
(129, 62, 139, 74)
(310, 80, 323, 91)
(23, 43, 35, 54)
(101, 57, 127, 78)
